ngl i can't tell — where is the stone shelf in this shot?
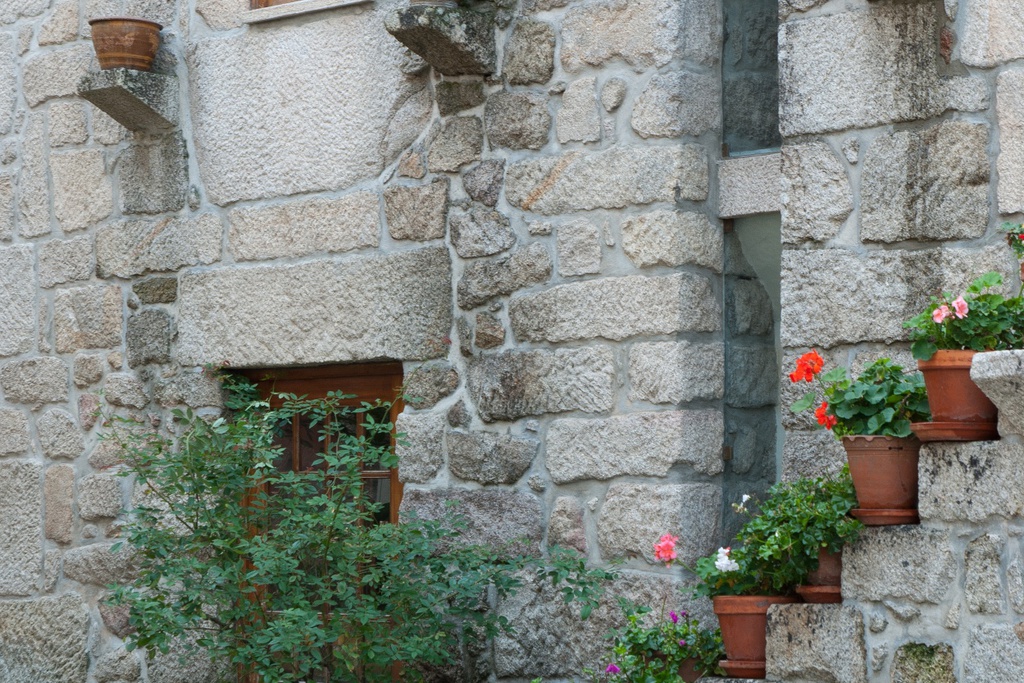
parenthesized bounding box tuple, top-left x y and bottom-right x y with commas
(384, 5, 496, 76)
(971, 350, 1024, 437)
(78, 68, 179, 135)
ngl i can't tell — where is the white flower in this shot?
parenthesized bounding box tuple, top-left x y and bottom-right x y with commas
(714, 547, 739, 573)
(741, 494, 751, 504)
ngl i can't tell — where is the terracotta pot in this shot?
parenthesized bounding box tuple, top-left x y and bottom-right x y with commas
(677, 657, 704, 682)
(843, 435, 921, 526)
(88, 17, 162, 71)
(917, 349, 997, 424)
(713, 595, 798, 679)
(796, 548, 842, 603)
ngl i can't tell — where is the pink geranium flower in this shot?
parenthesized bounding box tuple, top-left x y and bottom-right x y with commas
(653, 533, 678, 566)
(932, 304, 951, 324)
(952, 296, 969, 319)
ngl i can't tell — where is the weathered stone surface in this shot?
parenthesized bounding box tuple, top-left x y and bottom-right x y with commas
(601, 78, 627, 112)
(510, 273, 719, 343)
(718, 153, 782, 219)
(449, 205, 515, 258)
(435, 80, 485, 116)
(427, 116, 482, 172)
(462, 159, 504, 207)
(556, 219, 601, 277)
(79, 473, 123, 520)
(78, 68, 180, 136)
(47, 101, 88, 147)
(632, 72, 719, 138)
(965, 533, 1005, 614)
(919, 441, 1024, 523)
(998, 70, 1024, 214)
(179, 247, 453, 366)
(548, 496, 586, 552)
(466, 347, 615, 422)
(558, 77, 599, 144)
(504, 19, 554, 85)
(843, 527, 957, 604)
(621, 210, 722, 271)
(132, 277, 177, 305)
(63, 543, 138, 585)
(765, 604, 866, 683)
(154, 372, 223, 409)
(73, 353, 105, 388)
(598, 483, 721, 565)
(403, 362, 459, 410)
(972, 351, 1024, 435)
(189, 13, 428, 204)
(53, 285, 122, 353)
(447, 429, 537, 485)
(963, 625, 1024, 682)
(485, 91, 550, 150)
(384, 6, 496, 76)
(779, 5, 949, 136)
(38, 409, 83, 460)
(891, 642, 955, 683)
(781, 142, 851, 244)
(119, 133, 187, 214)
(1, 357, 69, 406)
(0, 33, 14, 136)
(401, 488, 542, 554)
(94, 649, 141, 683)
(475, 312, 505, 349)
(96, 214, 222, 278)
(44, 464, 74, 544)
(0, 409, 29, 455)
(506, 145, 708, 214)
(960, 0, 1024, 67)
(727, 278, 773, 337)
(781, 429, 846, 482)
(0, 594, 89, 683)
(862, 122, 989, 242)
(457, 243, 551, 309)
(146, 635, 225, 683)
(89, 440, 126, 471)
(127, 309, 171, 367)
(18, 114, 49, 238)
(0, 246, 34, 358)
(384, 179, 448, 242)
(0, 175, 13, 241)
(395, 411, 445, 484)
(99, 601, 134, 639)
(629, 341, 724, 404)
(562, 0, 686, 72)
(23, 42, 91, 106)
(231, 191, 379, 260)
(104, 372, 148, 409)
(726, 345, 778, 408)
(50, 149, 113, 233)
(781, 247, 1011, 348)
(39, 236, 93, 288)
(548, 411, 724, 483)
(0, 461, 42, 595)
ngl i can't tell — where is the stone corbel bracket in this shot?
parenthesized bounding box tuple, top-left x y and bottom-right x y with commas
(77, 68, 179, 135)
(384, 5, 495, 76)
(971, 350, 1024, 437)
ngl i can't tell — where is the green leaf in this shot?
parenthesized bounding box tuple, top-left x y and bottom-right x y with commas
(791, 392, 816, 412)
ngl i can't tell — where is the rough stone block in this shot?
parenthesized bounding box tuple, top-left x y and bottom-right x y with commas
(629, 341, 724, 404)
(548, 496, 585, 552)
(403, 362, 459, 410)
(104, 372, 148, 409)
(598, 483, 721, 566)
(509, 273, 719, 343)
(153, 371, 223, 409)
(862, 121, 989, 242)
(0, 461, 42, 595)
(449, 204, 515, 258)
(561, 0, 685, 73)
(503, 19, 554, 85)
(779, 5, 948, 136)
(506, 145, 708, 214)
(384, 179, 448, 242)
(0, 245, 34, 358)
(18, 114, 50, 238)
(447, 429, 537, 485)
(556, 219, 601, 276)
(485, 91, 551, 150)
(179, 247, 453, 367)
(765, 604, 866, 683)
(38, 236, 94, 288)
(960, 0, 1024, 67)
(132, 277, 177, 305)
(50, 149, 113, 233)
(998, 69, 1024, 214)
(47, 101, 88, 147)
(718, 153, 782, 219)
(94, 649, 141, 683)
(919, 441, 1024, 523)
(146, 634, 225, 683)
(427, 116, 483, 172)
(474, 312, 505, 349)
(891, 642, 955, 683)
(547, 410, 724, 483)
(781, 429, 846, 482)
(462, 159, 504, 207)
(384, 6, 496, 76)
(53, 285, 122, 353)
(601, 78, 627, 113)
(965, 533, 1005, 615)
(621, 210, 722, 271)
(631, 71, 719, 138)
(726, 345, 778, 408)
(0, 357, 69, 406)
(73, 353, 105, 388)
(557, 77, 599, 144)
(119, 133, 187, 214)
(0, 594, 89, 683)
(64, 543, 138, 586)
(38, 409, 83, 460)
(781, 142, 851, 244)
(44, 464, 74, 544)
(78, 473, 124, 520)
(435, 80, 484, 116)
(0, 175, 13, 241)
(395, 411, 445, 484)
(972, 350, 1024, 435)
(0, 408, 29, 455)
(727, 278, 773, 337)
(78, 68, 179, 134)
(457, 243, 551, 309)
(843, 527, 956, 604)
(466, 347, 615, 422)
(0, 33, 14, 137)
(126, 309, 171, 368)
(23, 42, 91, 106)
(96, 214, 222, 278)
(400, 488, 542, 554)
(963, 625, 1024, 682)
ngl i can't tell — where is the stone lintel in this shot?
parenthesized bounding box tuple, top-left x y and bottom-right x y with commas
(78, 69, 178, 134)
(384, 6, 496, 76)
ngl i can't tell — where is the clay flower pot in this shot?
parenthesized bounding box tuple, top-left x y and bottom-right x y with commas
(912, 350, 998, 441)
(795, 548, 842, 604)
(88, 17, 162, 71)
(843, 435, 920, 526)
(677, 657, 704, 682)
(713, 595, 799, 679)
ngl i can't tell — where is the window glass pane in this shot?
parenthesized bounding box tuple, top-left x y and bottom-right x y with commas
(364, 478, 391, 525)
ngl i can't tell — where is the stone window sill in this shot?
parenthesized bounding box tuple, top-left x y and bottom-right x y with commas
(243, 0, 371, 25)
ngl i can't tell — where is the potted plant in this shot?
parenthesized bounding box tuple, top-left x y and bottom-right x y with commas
(904, 271, 1024, 441)
(88, 17, 162, 71)
(790, 354, 930, 525)
(1001, 221, 1024, 282)
(602, 602, 725, 682)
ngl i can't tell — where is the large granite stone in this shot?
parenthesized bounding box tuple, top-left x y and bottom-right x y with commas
(18, 114, 49, 238)
(44, 464, 74, 544)
(462, 159, 504, 207)
(485, 91, 551, 150)
(781, 142, 851, 244)
(0, 357, 69, 406)
(457, 243, 551, 309)
(395, 411, 444, 484)
(178, 247, 452, 366)
(427, 116, 483, 172)
(998, 69, 1024, 214)
(503, 19, 554, 85)
(726, 345, 779, 409)
(384, 179, 448, 242)
(384, 5, 496, 76)
(53, 285, 122, 354)
(919, 441, 1024, 523)
(154, 371, 224, 409)
(63, 543, 138, 585)
(561, 0, 695, 72)
(965, 533, 1005, 615)
(556, 219, 601, 277)
(960, 0, 1024, 67)
(435, 80, 484, 116)
(0, 246, 34, 358)
(127, 309, 171, 367)
(38, 236, 94, 289)
(37, 409, 83, 460)
(628, 341, 725, 403)
(400, 487, 542, 554)
(719, 153, 782, 219)
(0, 33, 13, 136)
(78, 473, 124, 521)
(891, 642, 955, 683)
(0, 594, 89, 683)
(0, 409, 29, 455)
(119, 133, 188, 214)
(447, 429, 537, 485)
(621, 210, 722, 271)
(96, 214, 222, 278)
(50, 149, 113, 233)
(972, 350, 1024, 435)
(449, 204, 515, 258)
(557, 77, 599, 144)
(963, 625, 1024, 682)
(843, 527, 957, 604)
(766, 605, 867, 683)
(22, 42, 91, 106)
(403, 361, 459, 409)
(0, 461, 42, 596)
(631, 71, 719, 138)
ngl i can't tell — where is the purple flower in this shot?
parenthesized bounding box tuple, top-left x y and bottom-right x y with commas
(606, 663, 621, 674)
(679, 640, 687, 648)
(679, 610, 688, 619)
(669, 611, 678, 623)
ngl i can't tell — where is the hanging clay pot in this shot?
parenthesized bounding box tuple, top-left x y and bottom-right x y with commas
(713, 595, 799, 679)
(843, 435, 920, 526)
(912, 349, 998, 442)
(88, 17, 162, 71)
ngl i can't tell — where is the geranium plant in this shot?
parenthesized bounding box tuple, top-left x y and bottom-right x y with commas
(904, 271, 1024, 361)
(1001, 221, 1024, 262)
(790, 353, 930, 438)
